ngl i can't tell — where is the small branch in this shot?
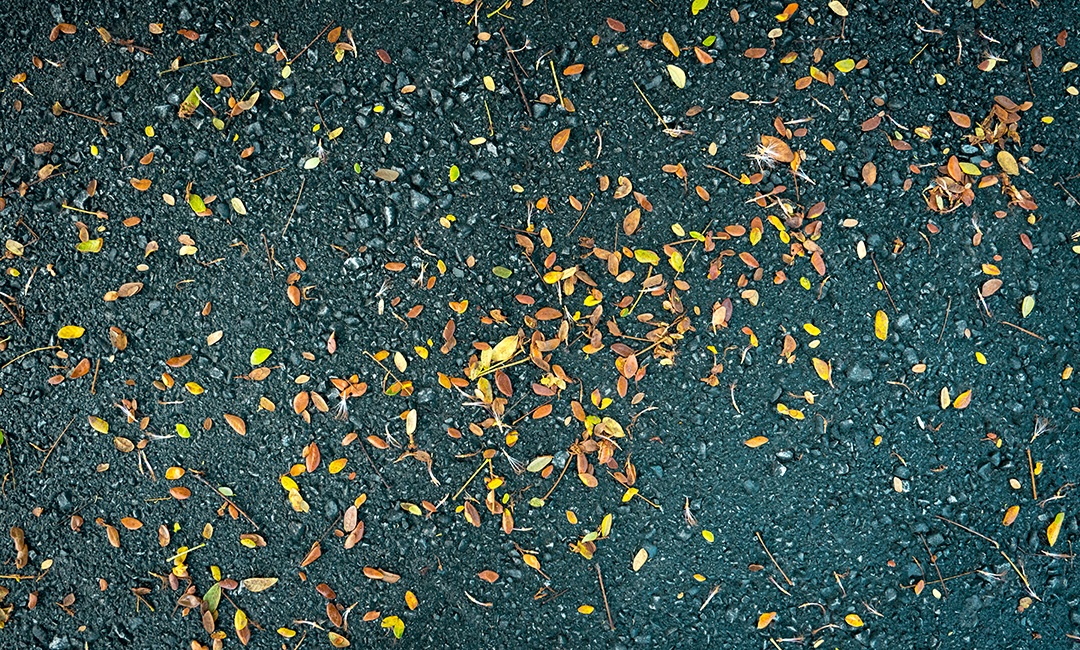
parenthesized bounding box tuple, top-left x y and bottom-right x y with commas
(1000, 320, 1044, 341)
(1, 345, 60, 371)
(920, 533, 948, 598)
(934, 515, 999, 549)
(1027, 448, 1037, 500)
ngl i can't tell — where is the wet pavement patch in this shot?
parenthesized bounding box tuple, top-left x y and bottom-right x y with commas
(0, 0, 1078, 648)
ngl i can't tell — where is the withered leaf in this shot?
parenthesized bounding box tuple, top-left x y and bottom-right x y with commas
(551, 128, 571, 153)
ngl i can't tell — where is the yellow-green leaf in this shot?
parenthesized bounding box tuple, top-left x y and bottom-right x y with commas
(449, 165, 460, 182)
(666, 64, 687, 89)
(874, 310, 889, 341)
(88, 416, 109, 433)
(1047, 512, 1064, 546)
(958, 162, 982, 176)
(634, 249, 660, 265)
(176, 423, 191, 438)
(691, 0, 709, 15)
(250, 348, 272, 365)
(701, 529, 714, 543)
(834, 58, 855, 73)
(188, 193, 206, 213)
(58, 325, 85, 339)
(1021, 295, 1035, 318)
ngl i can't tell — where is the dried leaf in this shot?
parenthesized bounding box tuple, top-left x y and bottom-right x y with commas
(874, 310, 889, 340)
(632, 548, 648, 572)
(1047, 512, 1063, 546)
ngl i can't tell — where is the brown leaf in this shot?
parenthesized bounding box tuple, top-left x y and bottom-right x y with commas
(622, 208, 641, 235)
(478, 569, 500, 583)
(861, 161, 877, 186)
(948, 111, 972, 128)
(980, 278, 1002, 297)
(606, 17, 626, 32)
(211, 73, 233, 88)
(551, 128, 571, 153)
(861, 114, 882, 132)
(464, 501, 481, 527)
(744, 48, 767, 59)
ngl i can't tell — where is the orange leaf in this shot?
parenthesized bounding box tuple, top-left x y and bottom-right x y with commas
(224, 413, 247, 435)
(861, 161, 877, 186)
(478, 570, 499, 583)
(744, 436, 769, 448)
(551, 128, 571, 153)
(130, 178, 152, 191)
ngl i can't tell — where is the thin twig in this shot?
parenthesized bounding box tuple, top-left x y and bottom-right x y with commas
(188, 471, 260, 530)
(281, 177, 306, 236)
(1000, 320, 1045, 341)
(250, 167, 286, 184)
(1, 345, 60, 371)
(631, 81, 670, 130)
(287, 23, 332, 65)
(934, 515, 999, 549)
(937, 296, 951, 342)
(870, 252, 898, 313)
(38, 416, 75, 474)
(500, 28, 532, 117)
(756, 531, 793, 586)
(566, 192, 595, 237)
(159, 53, 237, 76)
(1027, 448, 1037, 500)
(920, 533, 947, 598)
(596, 564, 614, 631)
(360, 438, 392, 492)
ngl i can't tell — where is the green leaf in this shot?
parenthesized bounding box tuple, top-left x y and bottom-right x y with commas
(0, 428, 5, 446)
(449, 165, 460, 182)
(702, 35, 716, 47)
(492, 266, 512, 279)
(353, 163, 362, 173)
(691, 0, 709, 15)
(176, 423, 191, 439)
(203, 582, 222, 614)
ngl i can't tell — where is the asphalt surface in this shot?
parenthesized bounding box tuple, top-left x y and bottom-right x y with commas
(0, 0, 1078, 648)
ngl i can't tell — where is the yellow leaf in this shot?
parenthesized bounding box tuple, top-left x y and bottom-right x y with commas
(834, 58, 855, 73)
(958, 162, 982, 176)
(632, 548, 649, 572)
(1047, 512, 1064, 546)
(280, 475, 299, 491)
(600, 513, 613, 537)
(88, 416, 109, 433)
(845, 613, 864, 627)
(184, 382, 204, 395)
(491, 335, 519, 363)
(757, 611, 776, 629)
(242, 577, 278, 592)
(874, 310, 889, 341)
(58, 325, 85, 339)
(812, 357, 832, 383)
(997, 150, 1019, 175)
(328, 458, 347, 474)
(328, 631, 351, 647)
(405, 590, 419, 610)
(578, 604, 595, 614)
(234, 609, 248, 631)
(701, 529, 714, 543)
